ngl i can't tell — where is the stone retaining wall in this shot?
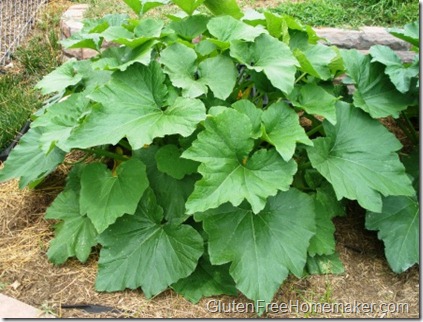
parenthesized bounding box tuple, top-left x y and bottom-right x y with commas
(60, 4, 415, 62)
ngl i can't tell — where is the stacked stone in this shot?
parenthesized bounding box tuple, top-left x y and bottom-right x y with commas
(60, 4, 97, 61)
(316, 27, 414, 62)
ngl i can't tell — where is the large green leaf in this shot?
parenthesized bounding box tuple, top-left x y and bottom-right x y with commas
(35, 59, 83, 95)
(230, 33, 298, 95)
(207, 16, 265, 42)
(195, 189, 315, 313)
(45, 189, 97, 264)
(232, 100, 262, 139)
(0, 127, 65, 188)
(137, 146, 197, 225)
(203, 0, 243, 19)
(366, 195, 419, 273)
(306, 253, 344, 275)
(263, 11, 284, 39)
(155, 144, 198, 179)
(31, 94, 91, 153)
(161, 43, 237, 99)
(294, 44, 337, 80)
(288, 83, 338, 125)
(66, 63, 206, 150)
(341, 50, 411, 118)
(308, 184, 344, 256)
(182, 109, 297, 214)
(92, 41, 156, 71)
(370, 45, 419, 94)
(388, 21, 419, 48)
(307, 102, 414, 212)
(198, 55, 237, 100)
(96, 188, 203, 297)
(99, 19, 163, 49)
(261, 101, 312, 161)
(60, 33, 102, 51)
(160, 43, 207, 98)
(80, 158, 149, 233)
(60, 14, 129, 50)
(172, 0, 204, 15)
(402, 147, 419, 192)
(172, 256, 238, 303)
(124, 0, 169, 15)
(169, 15, 209, 40)
(72, 60, 112, 93)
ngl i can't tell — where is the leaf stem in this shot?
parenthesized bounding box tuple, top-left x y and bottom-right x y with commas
(306, 124, 323, 137)
(237, 66, 247, 84)
(298, 161, 312, 170)
(295, 72, 307, 84)
(399, 111, 418, 145)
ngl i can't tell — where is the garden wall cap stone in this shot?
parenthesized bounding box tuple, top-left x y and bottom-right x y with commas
(0, 293, 55, 318)
(63, 47, 98, 61)
(315, 26, 410, 50)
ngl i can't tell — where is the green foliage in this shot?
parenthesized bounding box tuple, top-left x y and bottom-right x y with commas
(272, 0, 418, 28)
(0, 1, 418, 315)
(45, 168, 98, 264)
(366, 195, 419, 273)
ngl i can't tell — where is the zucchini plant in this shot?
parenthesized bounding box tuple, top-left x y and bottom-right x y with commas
(0, 0, 418, 314)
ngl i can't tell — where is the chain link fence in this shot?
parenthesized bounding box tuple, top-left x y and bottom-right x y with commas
(0, 0, 49, 65)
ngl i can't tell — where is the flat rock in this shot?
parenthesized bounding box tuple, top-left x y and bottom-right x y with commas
(0, 293, 55, 318)
(316, 26, 410, 50)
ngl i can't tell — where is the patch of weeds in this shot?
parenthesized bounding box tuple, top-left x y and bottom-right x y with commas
(40, 302, 57, 317)
(321, 278, 333, 303)
(271, 0, 418, 28)
(0, 281, 7, 291)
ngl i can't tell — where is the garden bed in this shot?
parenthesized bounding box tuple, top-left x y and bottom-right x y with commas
(0, 172, 419, 318)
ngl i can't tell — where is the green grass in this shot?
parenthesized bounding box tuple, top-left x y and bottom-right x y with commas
(0, 75, 40, 150)
(72, 0, 418, 28)
(271, 0, 418, 28)
(0, 5, 63, 151)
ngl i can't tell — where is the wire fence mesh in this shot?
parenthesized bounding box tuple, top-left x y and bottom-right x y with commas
(0, 0, 49, 65)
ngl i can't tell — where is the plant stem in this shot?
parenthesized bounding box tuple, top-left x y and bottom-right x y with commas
(298, 161, 312, 170)
(237, 66, 247, 84)
(295, 72, 307, 84)
(306, 124, 323, 136)
(400, 111, 418, 145)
